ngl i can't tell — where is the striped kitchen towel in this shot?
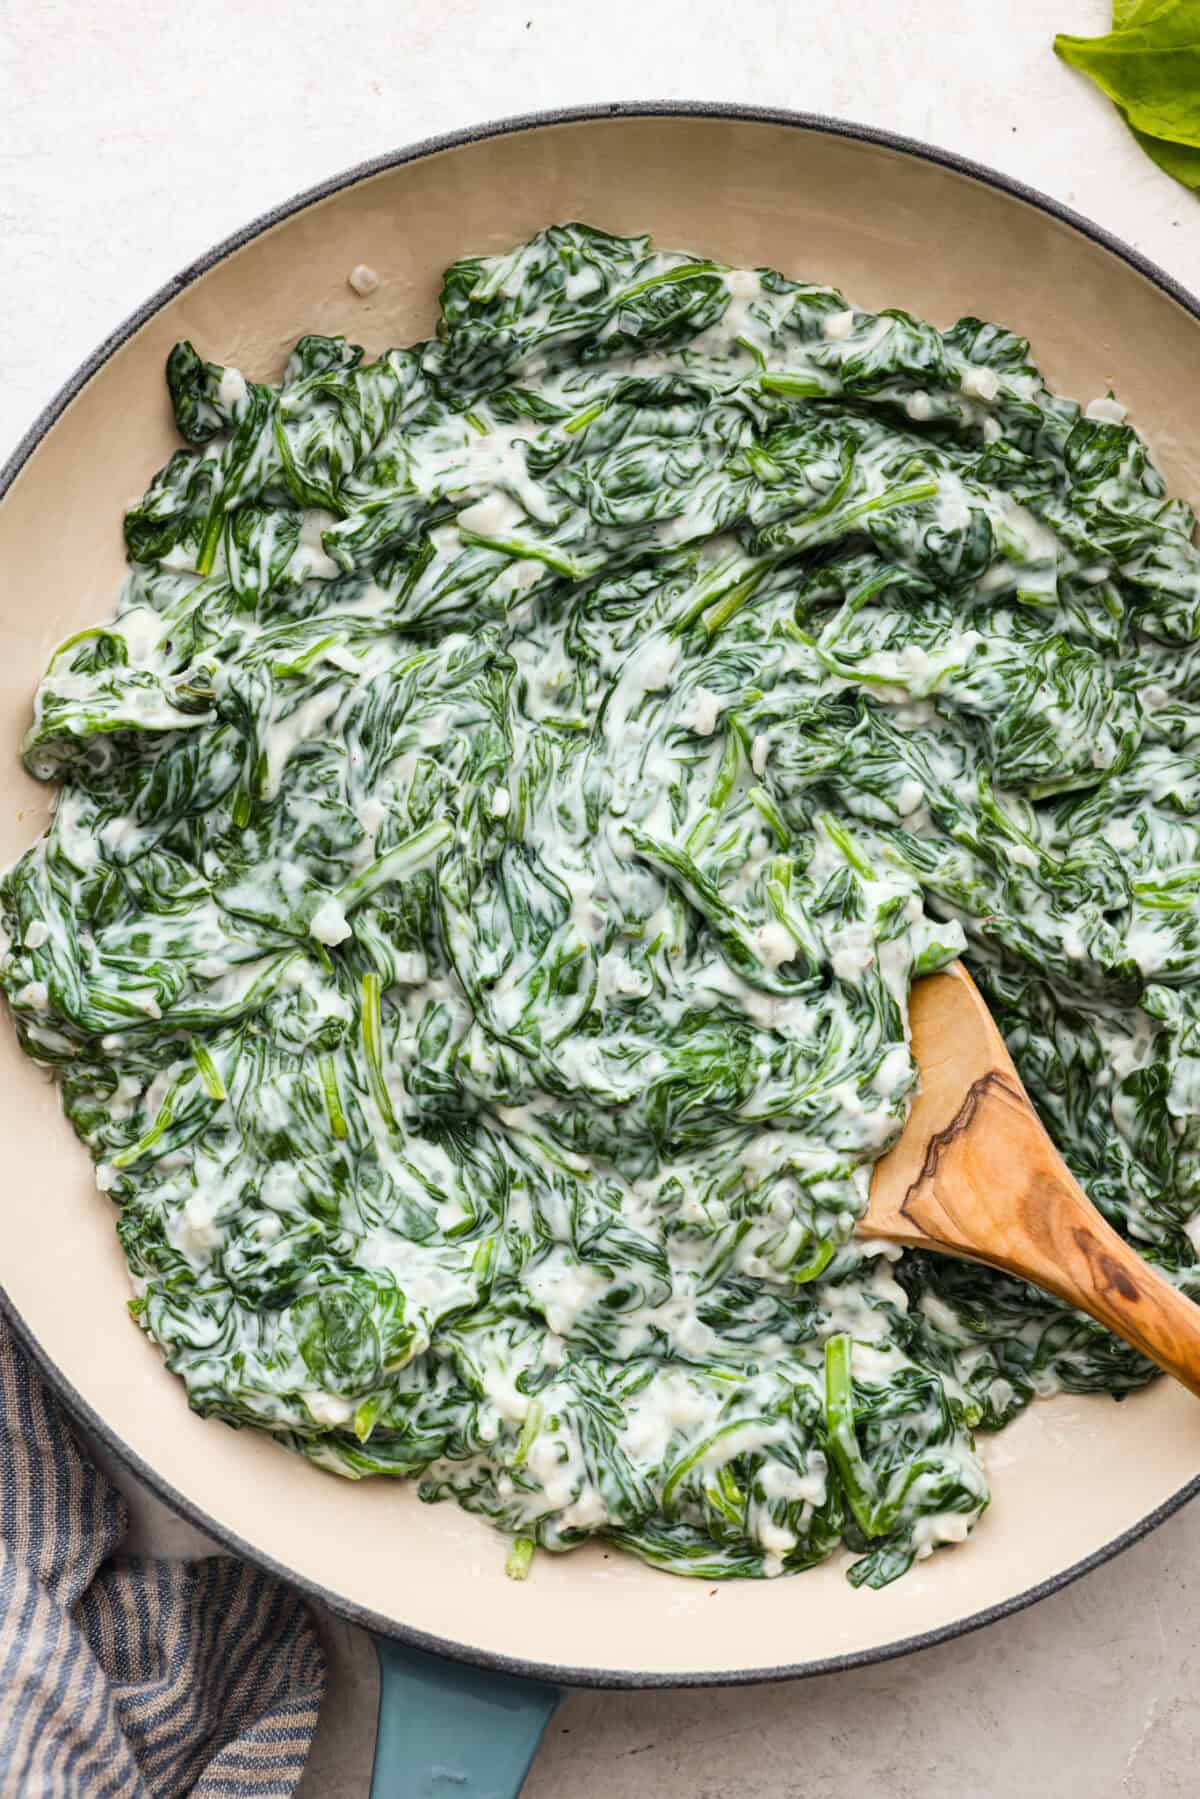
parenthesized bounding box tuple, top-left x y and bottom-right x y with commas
(0, 1320, 325, 1796)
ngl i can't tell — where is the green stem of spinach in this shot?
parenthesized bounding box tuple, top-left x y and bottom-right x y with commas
(505, 1536, 536, 1580)
(824, 1333, 884, 1540)
(190, 1040, 226, 1101)
(319, 1053, 349, 1140)
(360, 972, 398, 1133)
(338, 821, 453, 914)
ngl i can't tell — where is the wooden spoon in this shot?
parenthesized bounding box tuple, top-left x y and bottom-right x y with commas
(862, 960, 1200, 1398)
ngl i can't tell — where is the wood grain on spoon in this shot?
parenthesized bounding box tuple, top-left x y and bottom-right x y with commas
(863, 961, 1200, 1399)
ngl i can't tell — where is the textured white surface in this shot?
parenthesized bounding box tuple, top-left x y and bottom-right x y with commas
(6, 0, 1200, 1793)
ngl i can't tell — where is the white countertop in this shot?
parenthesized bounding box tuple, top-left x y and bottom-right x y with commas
(5, 2, 1199, 1793)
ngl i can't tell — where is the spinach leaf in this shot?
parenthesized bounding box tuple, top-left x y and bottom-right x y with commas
(1056, 2, 1200, 192)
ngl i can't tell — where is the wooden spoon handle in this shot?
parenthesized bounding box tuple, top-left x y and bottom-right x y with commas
(895, 1066, 1200, 1400)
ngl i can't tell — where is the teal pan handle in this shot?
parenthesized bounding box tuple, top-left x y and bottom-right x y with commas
(370, 1634, 563, 1799)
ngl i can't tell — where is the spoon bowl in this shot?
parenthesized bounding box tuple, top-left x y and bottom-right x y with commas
(863, 962, 1200, 1399)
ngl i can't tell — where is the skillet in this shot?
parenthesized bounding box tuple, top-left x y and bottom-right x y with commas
(4, 103, 1200, 1796)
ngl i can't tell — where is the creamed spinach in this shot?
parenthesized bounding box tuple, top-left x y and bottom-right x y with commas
(5, 225, 1200, 1589)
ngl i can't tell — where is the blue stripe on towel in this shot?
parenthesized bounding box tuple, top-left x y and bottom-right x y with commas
(0, 1322, 325, 1796)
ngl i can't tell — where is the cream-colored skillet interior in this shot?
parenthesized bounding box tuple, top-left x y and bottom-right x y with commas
(3, 113, 1200, 1681)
